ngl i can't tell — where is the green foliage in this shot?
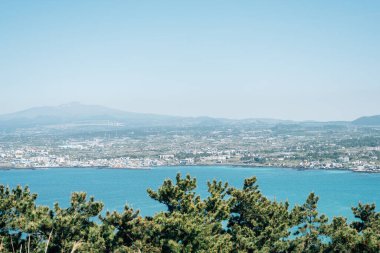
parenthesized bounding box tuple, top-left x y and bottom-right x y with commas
(0, 185, 52, 252)
(291, 193, 328, 252)
(351, 203, 379, 232)
(1, 173, 380, 252)
(47, 192, 104, 252)
(324, 217, 359, 252)
(147, 174, 232, 252)
(227, 177, 292, 252)
(147, 173, 198, 213)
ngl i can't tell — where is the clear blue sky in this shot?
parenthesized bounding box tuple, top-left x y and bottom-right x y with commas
(1, 1, 379, 121)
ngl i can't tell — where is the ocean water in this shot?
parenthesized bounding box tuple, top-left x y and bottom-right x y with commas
(1, 166, 380, 219)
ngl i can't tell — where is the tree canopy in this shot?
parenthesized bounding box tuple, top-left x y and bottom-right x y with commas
(1, 174, 380, 252)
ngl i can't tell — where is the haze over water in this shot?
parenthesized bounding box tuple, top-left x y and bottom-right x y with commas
(1, 166, 379, 219)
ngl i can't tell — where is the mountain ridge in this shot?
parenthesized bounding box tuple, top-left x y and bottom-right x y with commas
(0, 103, 239, 129)
(0, 103, 378, 128)
(352, 115, 380, 126)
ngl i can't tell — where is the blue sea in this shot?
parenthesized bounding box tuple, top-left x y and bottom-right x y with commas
(1, 166, 379, 219)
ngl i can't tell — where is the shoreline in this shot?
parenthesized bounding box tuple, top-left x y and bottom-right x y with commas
(0, 163, 374, 173)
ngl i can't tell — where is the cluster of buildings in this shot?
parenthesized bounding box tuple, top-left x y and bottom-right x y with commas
(1, 124, 379, 172)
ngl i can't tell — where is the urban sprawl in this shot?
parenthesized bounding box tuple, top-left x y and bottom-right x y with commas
(1, 123, 379, 173)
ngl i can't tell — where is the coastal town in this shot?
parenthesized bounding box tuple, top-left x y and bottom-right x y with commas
(1, 123, 379, 172)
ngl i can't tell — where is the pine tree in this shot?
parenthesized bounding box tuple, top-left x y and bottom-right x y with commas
(291, 193, 328, 253)
(227, 177, 292, 253)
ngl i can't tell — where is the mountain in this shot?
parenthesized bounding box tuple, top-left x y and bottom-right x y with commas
(1, 102, 126, 120)
(0, 103, 235, 129)
(352, 115, 380, 126)
(3, 102, 367, 130)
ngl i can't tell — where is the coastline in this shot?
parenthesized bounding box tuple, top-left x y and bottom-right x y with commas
(0, 163, 372, 173)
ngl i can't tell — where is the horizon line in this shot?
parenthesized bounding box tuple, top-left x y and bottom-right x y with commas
(0, 101, 375, 123)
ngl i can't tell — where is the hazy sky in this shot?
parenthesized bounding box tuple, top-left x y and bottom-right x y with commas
(1, 1, 379, 121)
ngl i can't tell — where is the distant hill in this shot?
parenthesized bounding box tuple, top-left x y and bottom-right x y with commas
(0, 103, 238, 129)
(0, 102, 126, 121)
(3, 102, 370, 130)
(353, 115, 380, 126)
